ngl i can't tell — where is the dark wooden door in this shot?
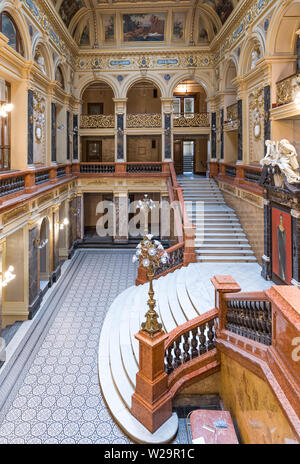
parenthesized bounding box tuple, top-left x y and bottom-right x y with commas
(174, 140, 183, 175)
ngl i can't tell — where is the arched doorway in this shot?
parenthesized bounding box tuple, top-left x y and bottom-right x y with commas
(172, 80, 208, 175)
(223, 60, 238, 163)
(80, 82, 115, 162)
(126, 81, 162, 162)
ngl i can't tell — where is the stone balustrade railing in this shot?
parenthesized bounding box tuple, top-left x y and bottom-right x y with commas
(276, 72, 300, 107)
(80, 114, 115, 129)
(173, 112, 210, 127)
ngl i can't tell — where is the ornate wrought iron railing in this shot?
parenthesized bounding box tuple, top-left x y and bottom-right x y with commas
(35, 170, 50, 185)
(154, 242, 184, 277)
(126, 163, 162, 173)
(225, 165, 236, 178)
(0, 175, 25, 197)
(80, 163, 115, 174)
(244, 168, 262, 184)
(276, 72, 300, 107)
(173, 112, 210, 127)
(164, 310, 218, 375)
(224, 296, 272, 346)
(80, 114, 115, 129)
(57, 166, 66, 178)
(226, 103, 238, 122)
(127, 113, 162, 128)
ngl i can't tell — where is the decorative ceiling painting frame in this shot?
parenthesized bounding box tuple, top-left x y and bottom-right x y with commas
(122, 13, 167, 43)
(102, 14, 116, 44)
(172, 11, 186, 43)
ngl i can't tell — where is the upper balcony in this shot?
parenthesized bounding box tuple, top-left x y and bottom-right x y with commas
(272, 72, 300, 120)
(173, 112, 210, 128)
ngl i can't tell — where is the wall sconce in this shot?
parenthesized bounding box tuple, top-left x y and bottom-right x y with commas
(33, 238, 49, 249)
(0, 103, 13, 118)
(59, 217, 69, 230)
(1, 266, 16, 287)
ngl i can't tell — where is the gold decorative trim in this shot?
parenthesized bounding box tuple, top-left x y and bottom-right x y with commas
(3, 205, 29, 224)
(173, 113, 209, 127)
(127, 113, 162, 128)
(38, 193, 54, 206)
(80, 114, 115, 129)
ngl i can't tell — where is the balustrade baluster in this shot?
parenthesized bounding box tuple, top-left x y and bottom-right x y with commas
(174, 337, 182, 368)
(199, 324, 207, 354)
(183, 333, 191, 363)
(207, 320, 215, 350)
(166, 346, 174, 374)
(191, 329, 198, 358)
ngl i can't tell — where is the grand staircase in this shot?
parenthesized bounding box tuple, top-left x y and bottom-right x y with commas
(179, 175, 257, 263)
(98, 262, 270, 444)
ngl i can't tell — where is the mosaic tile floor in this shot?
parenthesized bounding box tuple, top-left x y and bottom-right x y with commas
(0, 250, 139, 444)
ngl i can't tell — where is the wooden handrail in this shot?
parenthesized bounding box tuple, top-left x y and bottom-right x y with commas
(165, 308, 218, 351)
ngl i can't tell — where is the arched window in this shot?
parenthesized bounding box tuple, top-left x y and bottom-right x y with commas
(55, 66, 65, 89)
(0, 12, 24, 56)
(296, 35, 300, 72)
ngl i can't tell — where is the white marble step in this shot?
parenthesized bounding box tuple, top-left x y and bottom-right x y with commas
(196, 256, 257, 262)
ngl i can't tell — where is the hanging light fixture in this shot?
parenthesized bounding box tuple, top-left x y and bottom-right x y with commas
(0, 103, 13, 118)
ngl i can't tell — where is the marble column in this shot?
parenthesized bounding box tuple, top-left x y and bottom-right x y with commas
(51, 207, 61, 283)
(161, 98, 174, 162)
(28, 226, 41, 318)
(73, 114, 78, 160)
(220, 108, 224, 161)
(67, 111, 70, 161)
(114, 192, 128, 244)
(237, 99, 243, 162)
(261, 197, 272, 281)
(27, 90, 34, 166)
(114, 98, 127, 162)
(264, 85, 271, 156)
(211, 112, 217, 159)
(51, 102, 57, 163)
(0, 243, 5, 363)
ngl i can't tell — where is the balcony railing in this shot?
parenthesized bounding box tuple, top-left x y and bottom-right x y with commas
(226, 103, 238, 122)
(126, 113, 162, 128)
(210, 162, 263, 195)
(126, 162, 162, 173)
(80, 163, 115, 174)
(80, 114, 115, 129)
(276, 72, 300, 107)
(0, 175, 25, 197)
(173, 112, 210, 127)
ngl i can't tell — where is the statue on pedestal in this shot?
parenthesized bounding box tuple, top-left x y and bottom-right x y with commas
(261, 139, 300, 184)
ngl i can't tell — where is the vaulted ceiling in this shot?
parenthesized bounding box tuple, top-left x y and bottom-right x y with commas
(52, 0, 240, 31)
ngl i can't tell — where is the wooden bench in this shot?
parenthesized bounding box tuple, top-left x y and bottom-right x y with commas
(189, 410, 239, 444)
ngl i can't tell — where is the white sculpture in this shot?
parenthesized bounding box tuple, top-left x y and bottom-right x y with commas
(250, 47, 260, 69)
(36, 54, 46, 75)
(261, 139, 300, 184)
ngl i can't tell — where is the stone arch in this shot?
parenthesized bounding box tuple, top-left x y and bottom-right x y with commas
(220, 57, 238, 92)
(0, 2, 31, 59)
(54, 60, 68, 90)
(32, 37, 54, 80)
(265, 0, 300, 57)
(238, 35, 263, 77)
(168, 71, 213, 99)
(123, 74, 166, 99)
(77, 75, 118, 100)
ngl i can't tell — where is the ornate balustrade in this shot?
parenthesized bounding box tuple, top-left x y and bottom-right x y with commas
(127, 113, 162, 128)
(173, 112, 210, 127)
(276, 72, 300, 107)
(57, 166, 66, 178)
(224, 293, 272, 345)
(226, 102, 238, 122)
(225, 165, 236, 178)
(154, 242, 184, 278)
(35, 170, 50, 185)
(0, 175, 25, 197)
(132, 274, 300, 438)
(80, 114, 115, 129)
(80, 163, 115, 174)
(126, 163, 162, 173)
(165, 311, 217, 375)
(210, 161, 263, 196)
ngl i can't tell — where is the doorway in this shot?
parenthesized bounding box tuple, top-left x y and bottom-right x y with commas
(183, 141, 194, 174)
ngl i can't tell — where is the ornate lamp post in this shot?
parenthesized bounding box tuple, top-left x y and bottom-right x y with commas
(137, 194, 155, 237)
(133, 234, 169, 338)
